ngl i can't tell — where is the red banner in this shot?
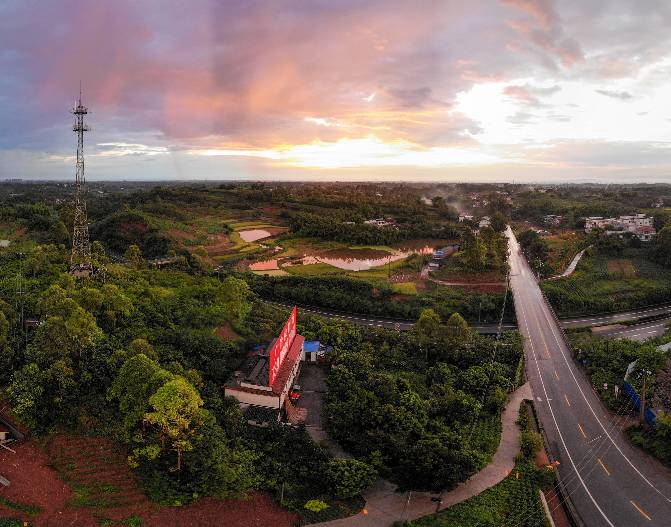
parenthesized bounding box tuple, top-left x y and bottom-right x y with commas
(268, 307, 297, 387)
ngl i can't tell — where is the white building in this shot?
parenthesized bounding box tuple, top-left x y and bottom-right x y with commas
(225, 308, 304, 426)
(584, 214, 655, 241)
(478, 216, 491, 229)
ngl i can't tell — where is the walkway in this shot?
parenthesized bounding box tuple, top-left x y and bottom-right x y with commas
(316, 382, 532, 527)
(544, 247, 588, 281)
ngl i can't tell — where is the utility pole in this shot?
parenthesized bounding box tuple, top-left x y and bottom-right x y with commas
(70, 84, 93, 277)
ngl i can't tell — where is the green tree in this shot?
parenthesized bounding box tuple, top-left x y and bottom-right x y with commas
(324, 459, 376, 499)
(91, 240, 109, 266)
(109, 353, 173, 437)
(446, 312, 470, 343)
(49, 220, 70, 246)
(143, 377, 205, 471)
(460, 230, 486, 271)
(490, 212, 507, 233)
(125, 244, 144, 269)
(654, 226, 671, 267)
(218, 276, 251, 321)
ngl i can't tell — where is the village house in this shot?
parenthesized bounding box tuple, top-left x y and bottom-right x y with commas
(584, 214, 656, 241)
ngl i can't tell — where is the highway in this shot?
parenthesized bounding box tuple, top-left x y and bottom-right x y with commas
(261, 300, 516, 334)
(562, 304, 671, 329)
(262, 299, 669, 339)
(507, 227, 671, 527)
(591, 318, 671, 342)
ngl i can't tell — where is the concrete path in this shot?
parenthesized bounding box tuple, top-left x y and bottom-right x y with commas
(544, 247, 588, 281)
(316, 382, 532, 527)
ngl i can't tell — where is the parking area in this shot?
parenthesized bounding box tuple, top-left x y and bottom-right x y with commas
(297, 363, 350, 458)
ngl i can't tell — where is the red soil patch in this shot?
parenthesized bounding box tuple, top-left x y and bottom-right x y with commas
(264, 227, 287, 237)
(0, 436, 297, 527)
(204, 233, 233, 256)
(168, 228, 195, 242)
(215, 322, 241, 342)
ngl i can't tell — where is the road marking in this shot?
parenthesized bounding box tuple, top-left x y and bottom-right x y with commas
(630, 500, 652, 521)
(564, 394, 571, 407)
(554, 370, 560, 380)
(598, 458, 611, 476)
(539, 304, 671, 502)
(578, 423, 587, 438)
(512, 268, 616, 527)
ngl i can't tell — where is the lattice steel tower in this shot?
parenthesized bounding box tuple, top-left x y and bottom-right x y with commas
(70, 87, 93, 276)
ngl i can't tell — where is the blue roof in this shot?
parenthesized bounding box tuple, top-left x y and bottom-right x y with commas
(304, 340, 320, 353)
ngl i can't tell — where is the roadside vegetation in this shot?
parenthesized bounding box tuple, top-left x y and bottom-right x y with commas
(569, 330, 671, 468)
(323, 307, 524, 491)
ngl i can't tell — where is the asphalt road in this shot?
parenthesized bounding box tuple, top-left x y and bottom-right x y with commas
(263, 299, 670, 339)
(262, 300, 515, 334)
(507, 227, 671, 527)
(562, 304, 671, 329)
(591, 318, 671, 342)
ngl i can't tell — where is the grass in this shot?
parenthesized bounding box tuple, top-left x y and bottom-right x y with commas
(542, 249, 671, 317)
(284, 263, 346, 277)
(398, 461, 550, 527)
(391, 282, 418, 295)
(469, 414, 503, 469)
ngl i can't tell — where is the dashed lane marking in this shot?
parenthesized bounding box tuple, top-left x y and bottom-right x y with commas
(598, 458, 611, 476)
(630, 500, 652, 521)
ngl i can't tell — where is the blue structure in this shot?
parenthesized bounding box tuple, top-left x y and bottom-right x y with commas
(623, 381, 657, 426)
(303, 340, 321, 362)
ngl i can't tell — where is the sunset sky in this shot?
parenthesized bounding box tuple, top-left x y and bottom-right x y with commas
(1, 0, 670, 182)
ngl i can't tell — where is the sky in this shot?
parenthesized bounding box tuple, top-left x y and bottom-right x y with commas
(1, 0, 670, 183)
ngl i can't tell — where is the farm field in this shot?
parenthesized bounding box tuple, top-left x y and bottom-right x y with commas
(542, 248, 671, 317)
(0, 436, 296, 527)
(544, 231, 585, 275)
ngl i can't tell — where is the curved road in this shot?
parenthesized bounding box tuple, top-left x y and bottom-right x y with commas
(507, 227, 671, 527)
(262, 299, 670, 338)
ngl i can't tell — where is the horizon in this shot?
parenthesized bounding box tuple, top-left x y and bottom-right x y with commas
(1, 0, 670, 183)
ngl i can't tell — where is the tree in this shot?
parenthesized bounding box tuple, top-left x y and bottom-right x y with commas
(0, 311, 15, 384)
(446, 312, 470, 342)
(109, 353, 174, 437)
(218, 276, 251, 321)
(49, 220, 70, 246)
(490, 212, 507, 233)
(125, 244, 144, 269)
(324, 459, 376, 499)
(655, 226, 671, 268)
(460, 230, 486, 271)
(414, 308, 440, 340)
(91, 240, 109, 266)
(143, 377, 205, 471)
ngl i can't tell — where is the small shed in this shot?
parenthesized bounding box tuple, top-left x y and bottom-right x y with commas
(303, 340, 321, 362)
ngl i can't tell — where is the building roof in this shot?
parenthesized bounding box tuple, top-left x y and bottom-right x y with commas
(270, 335, 304, 395)
(304, 340, 320, 353)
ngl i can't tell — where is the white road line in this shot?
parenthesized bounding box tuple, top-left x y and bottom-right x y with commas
(517, 289, 616, 527)
(537, 284, 671, 503)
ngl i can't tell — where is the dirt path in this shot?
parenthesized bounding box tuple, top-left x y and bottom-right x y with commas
(315, 382, 532, 527)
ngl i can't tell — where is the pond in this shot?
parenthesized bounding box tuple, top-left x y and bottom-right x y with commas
(239, 229, 272, 242)
(301, 245, 436, 271)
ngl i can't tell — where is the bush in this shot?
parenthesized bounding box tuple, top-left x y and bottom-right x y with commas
(304, 499, 330, 513)
(325, 459, 377, 499)
(519, 430, 543, 460)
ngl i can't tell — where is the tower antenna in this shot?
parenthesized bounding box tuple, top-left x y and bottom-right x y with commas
(70, 84, 93, 277)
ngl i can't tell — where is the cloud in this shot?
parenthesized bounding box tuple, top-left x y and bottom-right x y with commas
(595, 89, 634, 100)
(501, 0, 584, 68)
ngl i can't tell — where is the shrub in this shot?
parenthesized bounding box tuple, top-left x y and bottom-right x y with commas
(519, 430, 543, 460)
(304, 499, 329, 513)
(324, 459, 377, 499)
